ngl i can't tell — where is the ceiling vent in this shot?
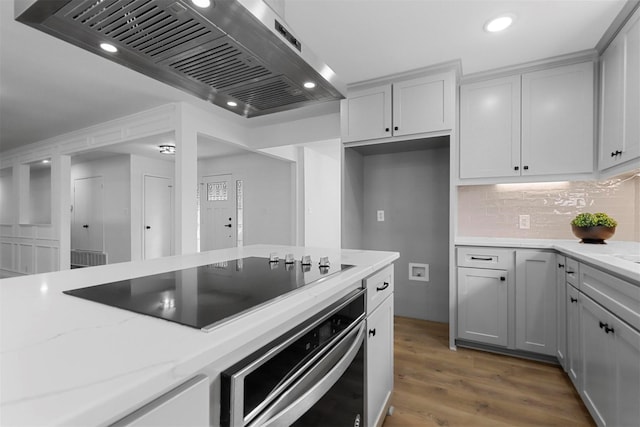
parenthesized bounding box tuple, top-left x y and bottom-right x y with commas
(16, 0, 346, 117)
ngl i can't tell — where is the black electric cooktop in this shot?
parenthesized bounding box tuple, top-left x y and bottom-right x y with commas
(64, 257, 354, 331)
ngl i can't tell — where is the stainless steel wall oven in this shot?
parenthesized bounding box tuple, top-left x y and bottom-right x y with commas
(221, 289, 365, 427)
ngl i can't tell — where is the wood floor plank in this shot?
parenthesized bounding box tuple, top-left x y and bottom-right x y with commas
(382, 317, 594, 427)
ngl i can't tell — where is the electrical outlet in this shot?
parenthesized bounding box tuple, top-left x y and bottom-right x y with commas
(519, 214, 531, 229)
(377, 210, 384, 222)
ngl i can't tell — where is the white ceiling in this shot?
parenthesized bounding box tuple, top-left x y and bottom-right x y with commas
(0, 0, 630, 157)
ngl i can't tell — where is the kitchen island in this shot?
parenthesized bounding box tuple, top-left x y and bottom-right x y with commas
(0, 245, 399, 426)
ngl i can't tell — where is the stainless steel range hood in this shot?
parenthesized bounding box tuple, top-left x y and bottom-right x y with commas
(15, 0, 345, 117)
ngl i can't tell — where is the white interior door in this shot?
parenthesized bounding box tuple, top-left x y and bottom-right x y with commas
(72, 176, 104, 251)
(200, 174, 236, 251)
(144, 175, 173, 260)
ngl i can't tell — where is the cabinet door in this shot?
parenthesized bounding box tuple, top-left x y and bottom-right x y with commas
(614, 315, 640, 427)
(459, 75, 521, 179)
(623, 12, 640, 162)
(599, 36, 626, 170)
(393, 73, 452, 136)
(521, 62, 594, 176)
(515, 251, 557, 355)
(457, 267, 509, 346)
(566, 284, 582, 388)
(580, 295, 615, 427)
(341, 85, 392, 142)
(556, 254, 567, 369)
(111, 375, 209, 427)
(366, 294, 394, 427)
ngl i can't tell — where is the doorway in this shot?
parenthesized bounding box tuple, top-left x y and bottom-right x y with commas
(143, 175, 173, 259)
(72, 176, 104, 252)
(200, 173, 236, 251)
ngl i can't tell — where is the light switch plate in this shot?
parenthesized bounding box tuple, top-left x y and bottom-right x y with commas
(377, 210, 384, 221)
(519, 214, 530, 229)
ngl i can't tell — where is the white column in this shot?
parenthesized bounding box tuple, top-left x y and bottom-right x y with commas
(174, 104, 198, 255)
(51, 154, 71, 270)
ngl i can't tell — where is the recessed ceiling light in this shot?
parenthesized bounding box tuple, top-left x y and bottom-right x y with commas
(100, 42, 118, 53)
(303, 81, 316, 89)
(485, 15, 514, 33)
(42, 159, 50, 164)
(191, 0, 211, 8)
(227, 101, 238, 107)
(159, 144, 176, 154)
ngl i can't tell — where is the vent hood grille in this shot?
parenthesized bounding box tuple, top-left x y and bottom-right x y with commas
(16, 0, 345, 117)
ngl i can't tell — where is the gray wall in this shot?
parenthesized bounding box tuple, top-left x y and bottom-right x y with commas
(345, 143, 450, 322)
(342, 148, 364, 249)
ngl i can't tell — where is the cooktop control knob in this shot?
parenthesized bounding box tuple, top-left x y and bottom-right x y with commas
(285, 253, 295, 264)
(269, 252, 279, 263)
(319, 256, 330, 267)
(301, 255, 312, 265)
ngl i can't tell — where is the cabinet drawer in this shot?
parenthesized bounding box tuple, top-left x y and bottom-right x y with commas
(579, 263, 640, 330)
(565, 258, 579, 286)
(365, 264, 394, 314)
(457, 247, 514, 270)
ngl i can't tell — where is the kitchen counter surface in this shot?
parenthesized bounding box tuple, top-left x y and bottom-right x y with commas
(0, 244, 399, 427)
(456, 237, 640, 284)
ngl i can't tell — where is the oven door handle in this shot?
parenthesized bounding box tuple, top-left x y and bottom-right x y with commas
(247, 322, 365, 427)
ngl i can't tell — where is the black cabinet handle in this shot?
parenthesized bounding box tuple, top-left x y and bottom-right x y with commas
(566, 270, 575, 275)
(558, 263, 565, 268)
(394, 126, 399, 131)
(500, 276, 506, 281)
(146, 226, 151, 230)
(368, 329, 376, 337)
(599, 321, 607, 329)
(570, 297, 578, 303)
(224, 224, 232, 228)
(605, 325, 615, 334)
(514, 166, 520, 171)
(376, 282, 390, 292)
(523, 165, 529, 170)
(82, 224, 89, 228)
(471, 256, 492, 261)
(611, 150, 623, 157)
(385, 127, 390, 132)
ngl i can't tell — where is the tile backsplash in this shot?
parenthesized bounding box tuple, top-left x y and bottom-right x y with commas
(458, 174, 640, 242)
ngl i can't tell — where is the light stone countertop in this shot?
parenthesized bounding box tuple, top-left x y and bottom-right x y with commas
(455, 237, 640, 284)
(0, 244, 399, 427)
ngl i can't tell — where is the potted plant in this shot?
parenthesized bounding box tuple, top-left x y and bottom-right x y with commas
(570, 212, 617, 244)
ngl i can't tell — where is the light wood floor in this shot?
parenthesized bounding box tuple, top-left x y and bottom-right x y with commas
(382, 317, 594, 427)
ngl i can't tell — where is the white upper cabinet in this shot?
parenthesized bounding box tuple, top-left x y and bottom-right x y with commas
(341, 72, 454, 143)
(340, 85, 392, 142)
(599, 9, 640, 171)
(459, 61, 595, 181)
(521, 62, 594, 176)
(392, 73, 453, 137)
(460, 75, 521, 178)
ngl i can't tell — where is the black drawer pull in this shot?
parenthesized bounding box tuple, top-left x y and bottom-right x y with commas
(376, 282, 390, 292)
(368, 329, 376, 337)
(470, 256, 493, 261)
(599, 321, 607, 329)
(82, 224, 89, 228)
(570, 297, 578, 303)
(605, 325, 615, 334)
(566, 270, 575, 275)
(558, 263, 565, 268)
(500, 276, 506, 281)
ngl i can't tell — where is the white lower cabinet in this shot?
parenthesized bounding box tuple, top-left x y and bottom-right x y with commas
(366, 294, 394, 427)
(556, 254, 567, 368)
(515, 251, 557, 355)
(110, 375, 209, 427)
(566, 283, 582, 389)
(457, 266, 509, 346)
(580, 293, 640, 427)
